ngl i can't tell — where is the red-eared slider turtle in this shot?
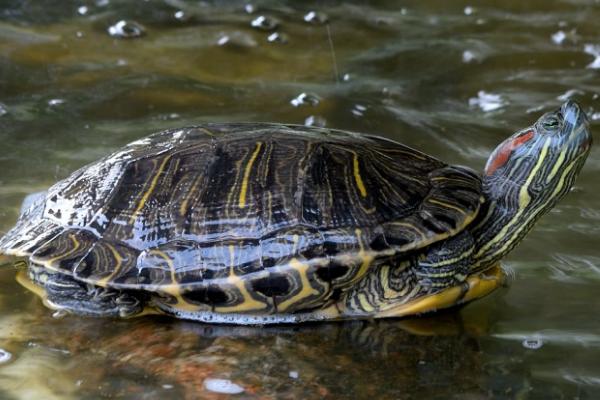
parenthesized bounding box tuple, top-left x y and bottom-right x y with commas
(0, 101, 592, 324)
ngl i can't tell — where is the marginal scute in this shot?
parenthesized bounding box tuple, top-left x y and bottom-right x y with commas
(0, 123, 483, 315)
(30, 229, 97, 273)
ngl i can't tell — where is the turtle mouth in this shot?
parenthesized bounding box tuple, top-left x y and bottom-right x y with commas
(560, 100, 592, 151)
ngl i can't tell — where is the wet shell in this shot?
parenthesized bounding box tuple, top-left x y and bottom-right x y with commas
(0, 123, 482, 313)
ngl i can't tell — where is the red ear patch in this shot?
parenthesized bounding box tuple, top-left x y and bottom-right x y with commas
(485, 130, 535, 176)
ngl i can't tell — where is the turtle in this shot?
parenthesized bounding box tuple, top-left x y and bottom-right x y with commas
(0, 100, 592, 324)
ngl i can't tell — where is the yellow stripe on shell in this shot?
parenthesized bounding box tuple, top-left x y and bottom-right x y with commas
(352, 152, 368, 197)
(238, 142, 263, 208)
(353, 228, 374, 281)
(129, 155, 172, 223)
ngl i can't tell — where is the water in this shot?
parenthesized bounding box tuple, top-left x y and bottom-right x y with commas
(0, 0, 599, 398)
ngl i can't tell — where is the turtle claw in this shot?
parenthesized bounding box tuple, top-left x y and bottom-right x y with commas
(116, 293, 142, 318)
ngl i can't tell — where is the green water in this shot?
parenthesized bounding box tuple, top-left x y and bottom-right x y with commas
(0, 1, 599, 398)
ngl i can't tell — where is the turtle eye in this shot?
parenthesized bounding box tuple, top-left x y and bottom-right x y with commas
(542, 116, 560, 130)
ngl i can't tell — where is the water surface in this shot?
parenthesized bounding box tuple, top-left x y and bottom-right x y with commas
(0, 1, 599, 398)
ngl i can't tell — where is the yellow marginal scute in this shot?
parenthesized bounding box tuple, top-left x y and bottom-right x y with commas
(277, 258, 319, 312)
(96, 243, 124, 287)
(216, 245, 265, 312)
(150, 249, 200, 312)
(41, 234, 80, 269)
(238, 142, 263, 208)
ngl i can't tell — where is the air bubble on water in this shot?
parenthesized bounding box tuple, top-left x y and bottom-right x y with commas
(522, 337, 543, 350)
(251, 15, 279, 31)
(591, 112, 600, 121)
(96, 0, 109, 6)
(75, 31, 84, 38)
(107, 20, 146, 38)
(48, 99, 65, 106)
(162, 384, 174, 390)
(342, 73, 351, 81)
(469, 91, 506, 112)
(304, 11, 329, 24)
(174, 10, 185, 20)
(0, 103, 7, 117)
(267, 32, 288, 44)
(77, 6, 88, 15)
(584, 44, 600, 69)
(305, 115, 326, 127)
(552, 31, 566, 45)
(289, 370, 299, 379)
(116, 59, 128, 66)
(290, 92, 321, 107)
(552, 29, 579, 45)
(217, 32, 257, 48)
(244, 3, 255, 14)
(204, 378, 245, 394)
(462, 50, 478, 63)
(464, 6, 474, 15)
(400, 8, 408, 15)
(557, 89, 584, 101)
(352, 104, 367, 117)
(0, 349, 11, 364)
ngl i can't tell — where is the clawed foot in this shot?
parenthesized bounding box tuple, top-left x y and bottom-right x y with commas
(31, 266, 144, 318)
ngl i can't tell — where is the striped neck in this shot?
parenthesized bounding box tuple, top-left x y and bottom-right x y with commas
(469, 189, 530, 272)
(470, 133, 590, 272)
(468, 100, 591, 272)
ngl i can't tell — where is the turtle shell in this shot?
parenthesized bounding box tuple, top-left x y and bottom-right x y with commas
(0, 123, 482, 313)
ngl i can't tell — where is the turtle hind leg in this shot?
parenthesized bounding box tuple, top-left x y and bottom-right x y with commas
(27, 264, 145, 318)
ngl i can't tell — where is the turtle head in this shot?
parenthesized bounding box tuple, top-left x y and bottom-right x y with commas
(484, 100, 591, 204)
(473, 100, 592, 270)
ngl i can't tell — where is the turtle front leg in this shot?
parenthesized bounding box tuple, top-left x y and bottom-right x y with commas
(325, 232, 504, 320)
(26, 263, 145, 318)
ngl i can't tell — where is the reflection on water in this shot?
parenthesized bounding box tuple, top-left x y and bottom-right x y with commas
(0, 0, 599, 398)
